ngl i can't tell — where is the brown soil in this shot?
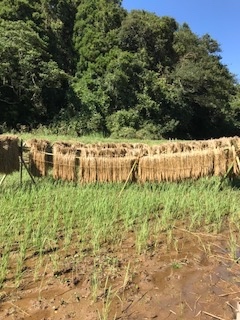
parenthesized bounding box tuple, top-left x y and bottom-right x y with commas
(1, 224, 240, 320)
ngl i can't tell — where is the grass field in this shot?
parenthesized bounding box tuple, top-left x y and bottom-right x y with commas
(17, 131, 166, 145)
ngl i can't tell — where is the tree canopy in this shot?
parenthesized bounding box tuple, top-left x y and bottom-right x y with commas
(0, 19, 67, 126)
(0, 0, 239, 139)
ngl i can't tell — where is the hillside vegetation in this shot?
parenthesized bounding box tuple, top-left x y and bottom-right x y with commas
(0, 0, 239, 139)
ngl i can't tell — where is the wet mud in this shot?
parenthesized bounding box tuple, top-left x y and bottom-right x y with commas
(1, 226, 240, 320)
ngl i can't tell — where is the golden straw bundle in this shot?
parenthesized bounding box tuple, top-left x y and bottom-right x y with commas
(0, 135, 19, 174)
(22, 135, 240, 184)
(79, 157, 97, 183)
(96, 157, 137, 182)
(149, 136, 240, 156)
(213, 149, 228, 176)
(138, 150, 216, 182)
(53, 143, 77, 182)
(78, 156, 137, 183)
(27, 139, 50, 177)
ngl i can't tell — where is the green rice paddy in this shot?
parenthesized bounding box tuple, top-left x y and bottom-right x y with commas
(0, 170, 239, 288)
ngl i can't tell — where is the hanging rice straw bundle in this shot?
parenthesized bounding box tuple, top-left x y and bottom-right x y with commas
(200, 150, 214, 178)
(148, 144, 165, 155)
(229, 146, 237, 175)
(79, 156, 137, 183)
(138, 156, 166, 182)
(138, 157, 150, 182)
(138, 150, 216, 182)
(229, 136, 240, 152)
(182, 143, 193, 152)
(96, 142, 117, 149)
(119, 143, 134, 149)
(235, 137, 240, 150)
(28, 139, 50, 177)
(218, 137, 231, 148)
(125, 148, 143, 157)
(78, 147, 87, 157)
(159, 155, 169, 181)
(116, 147, 128, 157)
(98, 148, 117, 158)
(96, 157, 110, 182)
(179, 153, 190, 180)
(74, 142, 86, 150)
(95, 148, 111, 158)
(213, 149, 228, 176)
(79, 157, 97, 183)
(53, 143, 77, 182)
(148, 146, 155, 156)
(111, 157, 137, 182)
(0, 135, 19, 174)
(190, 141, 200, 151)
(148, 137, 240, 156)
(85, 147, 99, 157)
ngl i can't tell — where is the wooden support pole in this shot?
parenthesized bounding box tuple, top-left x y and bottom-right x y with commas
(218, 162, 234, 190)
(19, 145, 36, 185)
(20, 140, 23, 186)
(0, 174, 7, 186)
(118, 157, 139, 198)
(236, 301, 240, 320)
(236, 156, 240, 174)
(21, 156, 36, 185)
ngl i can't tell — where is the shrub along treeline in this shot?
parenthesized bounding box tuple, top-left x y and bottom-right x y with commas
(0, 0, 239, 139)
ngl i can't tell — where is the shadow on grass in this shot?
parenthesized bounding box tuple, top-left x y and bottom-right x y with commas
(229, 177, 240, 189)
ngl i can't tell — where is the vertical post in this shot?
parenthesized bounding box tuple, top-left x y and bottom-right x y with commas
(236, 301, 240, 320)
(236, 156, 240, 174)
(20, 140, 23, 186)
(20, 149, 36, 185)
(0, 174, 7, 186)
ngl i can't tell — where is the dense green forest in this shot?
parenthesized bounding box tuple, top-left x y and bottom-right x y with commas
(0, 0, 239, 139)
